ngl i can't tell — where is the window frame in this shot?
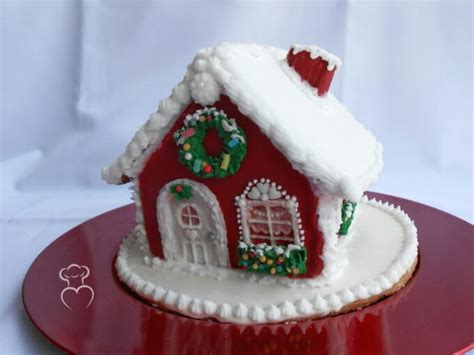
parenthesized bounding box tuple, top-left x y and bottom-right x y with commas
(237, 179, 304, 247)
(244, 200, 299, 245)
(177, 203, 202, 230)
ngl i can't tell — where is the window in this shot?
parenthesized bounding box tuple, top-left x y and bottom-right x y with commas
(246, 201, 295, 245)
(236, 179, 304, 246)
(179, 205, 201, 229)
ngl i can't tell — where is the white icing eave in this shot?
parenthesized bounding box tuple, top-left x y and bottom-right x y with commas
(291, 43, 342, 70)
(102, 43, 383, 201)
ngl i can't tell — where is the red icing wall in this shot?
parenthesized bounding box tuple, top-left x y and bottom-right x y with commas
(139, 96, 324, 277)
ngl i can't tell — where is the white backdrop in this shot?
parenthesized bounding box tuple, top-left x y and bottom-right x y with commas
(1, 1, 472, 353)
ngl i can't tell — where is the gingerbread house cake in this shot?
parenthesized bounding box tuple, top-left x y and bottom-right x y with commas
(102, 43, 418, 324)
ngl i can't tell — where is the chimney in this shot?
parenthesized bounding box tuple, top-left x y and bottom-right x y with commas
(287, 44, 341, 96)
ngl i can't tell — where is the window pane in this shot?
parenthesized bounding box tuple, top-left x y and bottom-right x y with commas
(250, 236, 271, 245)
(181, 205, 200, 227)
(245, 199, 297, 246)
(272, 223, 293, 236)
(195, 244, 205, 264)
(249, 222, 270, 234)
(270, 206, 292, 222)
(248, 205, 267, 219)
(185, 243, 193, 262)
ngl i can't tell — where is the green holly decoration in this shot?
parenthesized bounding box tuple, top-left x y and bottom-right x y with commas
(173, 107, 247, 179)
(170, 184, 193, 201)
(338, 200, 357, 235)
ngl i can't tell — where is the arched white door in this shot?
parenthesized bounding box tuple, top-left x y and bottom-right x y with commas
(156, 179, 229, 267)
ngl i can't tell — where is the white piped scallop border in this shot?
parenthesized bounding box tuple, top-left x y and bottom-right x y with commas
(115, 197, 418, 324)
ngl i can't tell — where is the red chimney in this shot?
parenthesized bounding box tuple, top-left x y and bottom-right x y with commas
(287, 45, 341, 96)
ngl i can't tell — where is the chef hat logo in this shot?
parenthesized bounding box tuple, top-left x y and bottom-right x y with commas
(59, 264, 90, 283)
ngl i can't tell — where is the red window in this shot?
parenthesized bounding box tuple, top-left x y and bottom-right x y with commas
(246, 201, 295, 245)
(180, 205, 201, 228)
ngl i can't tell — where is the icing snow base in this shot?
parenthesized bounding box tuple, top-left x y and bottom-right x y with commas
(116, 197, 418, 324)
(102, 43, 383, 202)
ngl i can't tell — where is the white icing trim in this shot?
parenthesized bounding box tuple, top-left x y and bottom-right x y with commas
(102, 43, 383, 202)
(116, 197, 418, 324)
(156, 179, 229, 267)
(291, 43, 342, 70)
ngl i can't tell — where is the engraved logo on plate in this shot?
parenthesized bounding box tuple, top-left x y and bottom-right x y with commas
(59, 264, 94, 310)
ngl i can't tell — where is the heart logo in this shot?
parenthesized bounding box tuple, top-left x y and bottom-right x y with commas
(60, 285, 94, 310)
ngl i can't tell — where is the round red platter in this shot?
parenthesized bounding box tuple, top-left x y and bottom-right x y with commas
(23, 192, 473, 354)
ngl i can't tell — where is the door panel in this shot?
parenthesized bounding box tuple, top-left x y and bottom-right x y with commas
(157, 179, 228, 267)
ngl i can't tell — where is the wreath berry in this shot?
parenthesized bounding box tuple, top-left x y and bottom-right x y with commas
(173, 107, 247, 178)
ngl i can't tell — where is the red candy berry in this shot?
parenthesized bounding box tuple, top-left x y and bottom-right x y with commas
(203, 165, 212, 174)
(175, 185, 183, 192)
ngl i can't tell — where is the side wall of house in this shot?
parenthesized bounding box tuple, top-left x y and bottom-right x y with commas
(138, 95, 324, 277)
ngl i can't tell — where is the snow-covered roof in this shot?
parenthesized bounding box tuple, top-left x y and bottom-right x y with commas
(102, 43, 383, 201)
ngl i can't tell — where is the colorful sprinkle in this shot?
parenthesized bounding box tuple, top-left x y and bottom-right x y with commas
(220, 154, 231, 170)
(228, 138, 239, 148)
(203, 165, 213, 174)
(182, 128, 195, 139)
(193, 159, 202, 173)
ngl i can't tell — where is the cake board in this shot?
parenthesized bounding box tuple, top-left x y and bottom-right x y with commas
(23, 192, 473, 354)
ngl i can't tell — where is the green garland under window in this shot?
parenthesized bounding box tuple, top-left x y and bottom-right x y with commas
(338, 200, 357, 235)
(237, 242, 307, 276)
(173, 107, 247, 178)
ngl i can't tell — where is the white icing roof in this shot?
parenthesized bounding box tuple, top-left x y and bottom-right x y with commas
(102, 43, 383, 201)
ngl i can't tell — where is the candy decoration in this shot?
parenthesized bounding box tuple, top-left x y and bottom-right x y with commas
(221, 118, 238, 133)
(174, 107, 247, 179)
(203, 165, 213, 174)
(237, 242, 307, 277)
(193, 159, 202, 173)
(220, 154, 230, 170)
(228, 138, 239, 148)
(182, 128, 195, 139)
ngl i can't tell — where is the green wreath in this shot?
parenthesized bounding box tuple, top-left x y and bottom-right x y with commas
(173, 107, 247, 178)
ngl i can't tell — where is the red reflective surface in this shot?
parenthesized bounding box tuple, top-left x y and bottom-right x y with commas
(23, 193, 473, 354)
